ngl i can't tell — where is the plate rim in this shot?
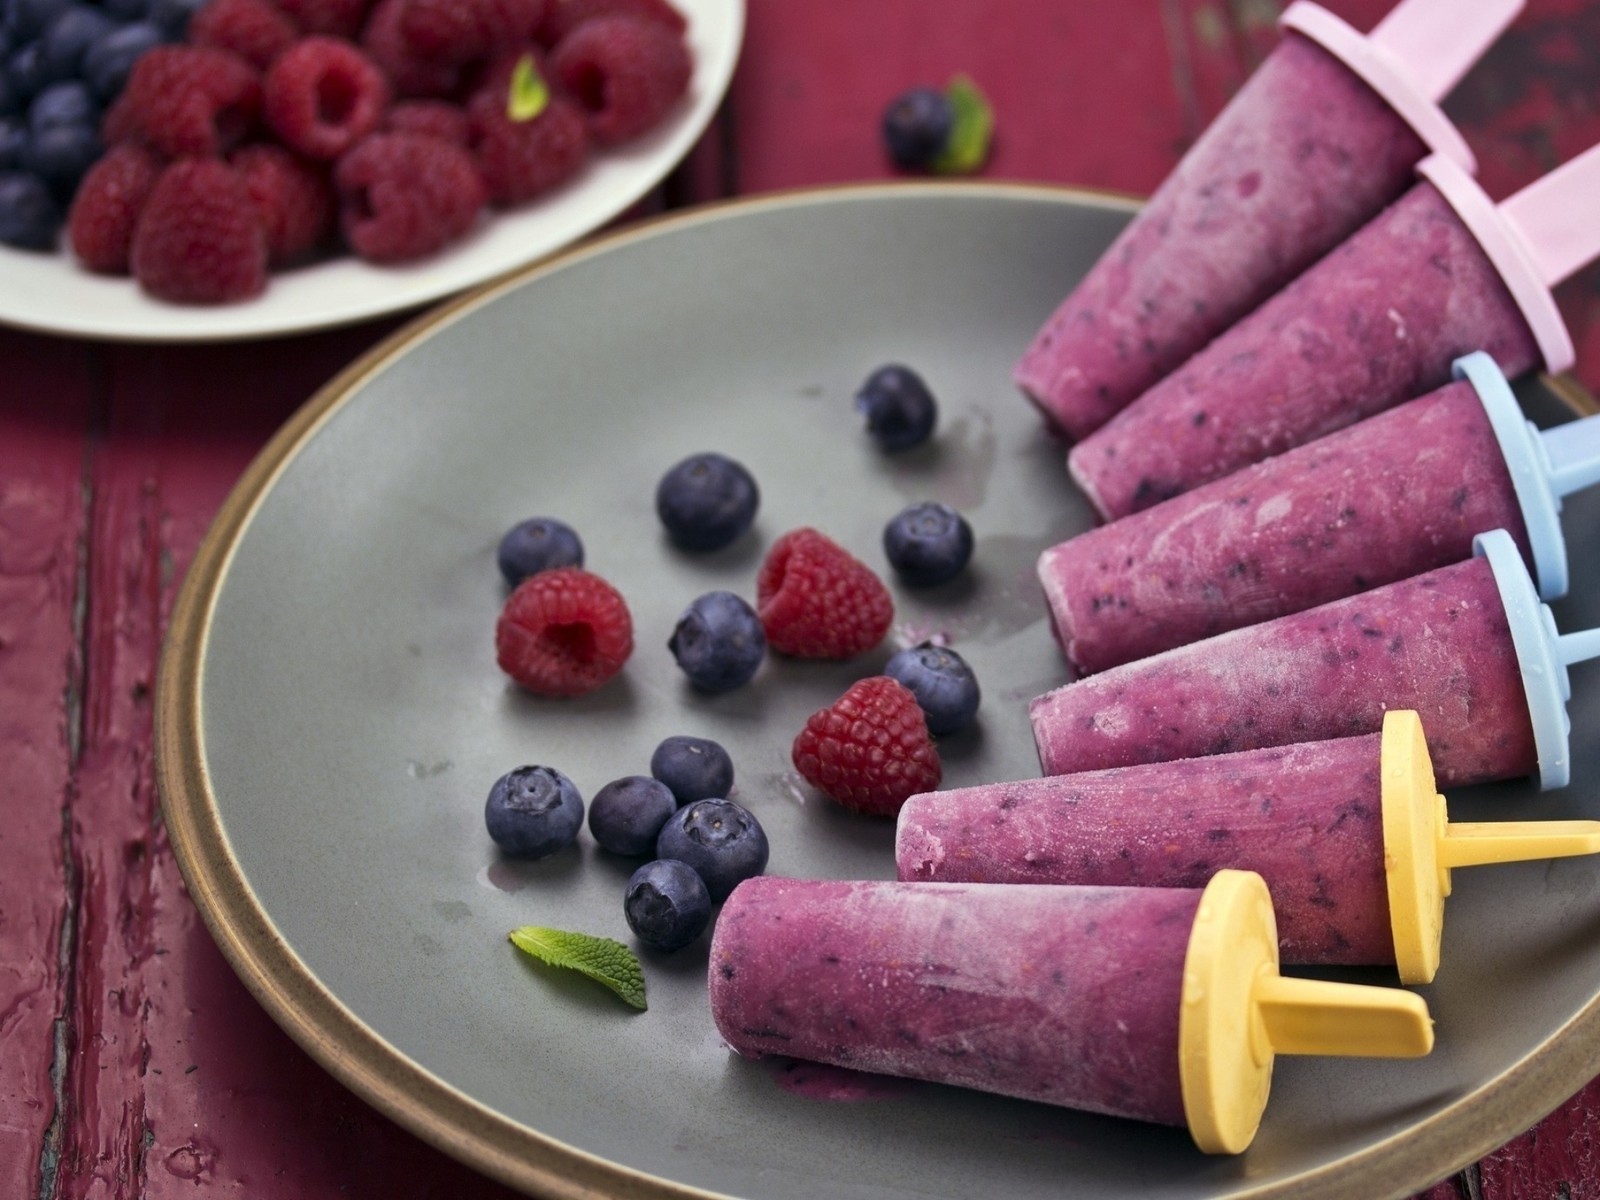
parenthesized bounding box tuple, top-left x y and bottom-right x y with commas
(154, 179, 1600, 1200)
(0, 0, 745, 345)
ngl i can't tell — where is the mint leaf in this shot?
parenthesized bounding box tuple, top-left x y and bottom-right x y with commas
(509, 926, 647, 1010)
(931, 76, 993, 175)
(507, 54, 550, 123)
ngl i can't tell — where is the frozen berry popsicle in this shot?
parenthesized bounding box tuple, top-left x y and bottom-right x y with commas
(1013, 0, 1520, 441)
(1040, 352, 1600, 674)
(899, 711, 1600, 983)
(1069, 143, 1600, 519)
(1031, 530, 1600, 790)
(709, 870, 1433, 1153)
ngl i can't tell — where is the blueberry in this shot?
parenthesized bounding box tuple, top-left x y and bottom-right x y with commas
(484, 765, 584, 859)
(22, 119, 96, 196)
(148, 0, 205, 38)
(28, 78, 94, 132)
(655, 452, 759, 551)
(4, 0, 71, 41)
(667, 591, 765, 692)
(0, 115, 26, 167)
(0, 65, 15, 116)
(624, 859, 712, 952)
(655, 798, 768, 902)
(8, 41, 64, 103)
(855, 364, 937, 451)
(884, 642, 981, 735)
(82, 21, 160, 100)
(650, 734, 734, 805)
(496, 516, 583, 587)
(882, 87, 953, 170)
(41, 6, 112, 78)
(587, 775, 677, 857)
(882, 501, 973, 587)
(0, 169, 57, 247)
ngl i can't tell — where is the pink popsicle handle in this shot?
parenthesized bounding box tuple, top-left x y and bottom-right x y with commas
(1368, 0, 1523, 101)
(1499, 142, 1600, 287)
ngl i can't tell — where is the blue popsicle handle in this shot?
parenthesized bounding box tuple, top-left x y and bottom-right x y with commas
(1539, 413, 1600, 499)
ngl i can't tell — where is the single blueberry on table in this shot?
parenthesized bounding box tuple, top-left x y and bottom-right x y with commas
(484, 764, 584, 860)
(496, 515, 584, 586)
(885, 642, 981, 735)
(83, 20, 161, 99)
(882, 86, 953, 170)
(655, 798, 768, 902)
(882, 500, 973, 587)
(655, 451, 759, 551)
(668, 590, 765, 692)
(623, 859, 712, 952)
(650, 734, 734, 805)
(0, 170, 58, 247)
(587, 775, 677, 857)
(855, 364, 937, 451)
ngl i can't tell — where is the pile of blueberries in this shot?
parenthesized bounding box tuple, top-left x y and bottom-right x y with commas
(485, 736, 770, 953)
(0, 0, 201, 248)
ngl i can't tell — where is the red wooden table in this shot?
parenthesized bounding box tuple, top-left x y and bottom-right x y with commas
(5, 2, 1599, 1197)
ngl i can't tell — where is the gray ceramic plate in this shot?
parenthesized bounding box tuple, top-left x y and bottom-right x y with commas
(157, 183, 1600, 1200)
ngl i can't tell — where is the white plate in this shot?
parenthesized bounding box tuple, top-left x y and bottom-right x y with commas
(0, 0, 742, 343)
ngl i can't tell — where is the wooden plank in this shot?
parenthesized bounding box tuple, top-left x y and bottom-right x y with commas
(0, 330, 93, 1200)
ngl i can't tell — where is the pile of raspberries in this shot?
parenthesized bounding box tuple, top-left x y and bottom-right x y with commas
(66, 0, 693, 303)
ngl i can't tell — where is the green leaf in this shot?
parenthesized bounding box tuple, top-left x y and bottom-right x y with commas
(509, 926, 647, 1010)
(931, 75, 994, 175)
(507, 54, 551, 123)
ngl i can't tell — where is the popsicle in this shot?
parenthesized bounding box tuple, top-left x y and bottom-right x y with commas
(1067, 142, 1600, 519)
(709, 870, 1433, 1153)
(899, 710, 1600, 982)
(1040, 352, 1600, 674)
(1030, 530, 1600, 790)
(1012, 0, 1521, 441)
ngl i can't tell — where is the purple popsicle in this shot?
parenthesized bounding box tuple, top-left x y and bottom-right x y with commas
(1012, 0, 1519, 441)
(897, 736, 1393, 964)
(1041, 375, 1530, 675)
(708, 872, 1436, 1153)
(1029, 554, 1533, 786)
(1069, 143, 1600, 519)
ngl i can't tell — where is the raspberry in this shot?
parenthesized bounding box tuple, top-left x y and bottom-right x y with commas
(188, 0, 300, 71)
(273, 0, 372, 37)
(495, 566, 633, 696)
(540, 0, 686, 47)
(756, 528, 893, 659)
(130, 159, 269, 303)
(791, 677, 942, 816)
(360, 0, 464, 97)
(108, 45, 262, 158)
(399, 0, 549, 67)
(548, 15, 689, 144)
(230, 143, 335, 263)
(468, 60, 588, 204)
(67, 142, 162, 273)
(263, 37, 391, 160)
(381, 98, 470, 145)
(335, 131, 486, 261)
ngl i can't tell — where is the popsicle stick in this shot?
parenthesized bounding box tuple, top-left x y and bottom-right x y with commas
(1438, 821, 1600, 870)
(1555, 627, 1600, 668)
(1539, 414, 1600, 499)
(1499, 143, 1600, 288)
(1368, 0, 1523, 101)
(1252, 976, 1433, 1058)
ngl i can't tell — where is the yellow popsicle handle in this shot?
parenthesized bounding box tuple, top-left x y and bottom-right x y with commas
(1253, 974, 1433, 1059)
(1179, 870, 1435, 1156)
(1437, 821, 1600, 869)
